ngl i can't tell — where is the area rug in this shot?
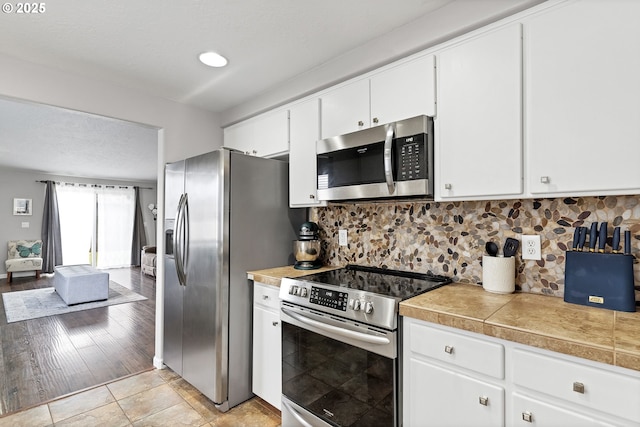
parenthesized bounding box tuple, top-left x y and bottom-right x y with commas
(2, 281, 147, 323)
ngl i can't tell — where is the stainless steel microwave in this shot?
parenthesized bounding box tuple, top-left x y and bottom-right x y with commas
(316, 115, 434, 201)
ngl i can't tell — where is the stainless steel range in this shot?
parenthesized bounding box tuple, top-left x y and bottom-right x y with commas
(279, 265, 451, 427)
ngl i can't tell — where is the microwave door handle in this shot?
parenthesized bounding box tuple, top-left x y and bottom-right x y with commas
(383, 123, 396, 195)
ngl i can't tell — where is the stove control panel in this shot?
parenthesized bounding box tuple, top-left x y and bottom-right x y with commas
(279, 277, 399, 330)
(309, 286, 348, 311)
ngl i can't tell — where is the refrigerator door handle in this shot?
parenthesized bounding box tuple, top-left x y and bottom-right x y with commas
(174, 193, 188, 287)
(182, 193, 190, 283)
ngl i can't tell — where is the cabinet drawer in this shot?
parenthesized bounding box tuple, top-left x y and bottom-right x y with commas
(512, 348, 640, 422)
(512, 392, 615, 427)
(408, 320, 504, 379)
(254, 282, 280, 310)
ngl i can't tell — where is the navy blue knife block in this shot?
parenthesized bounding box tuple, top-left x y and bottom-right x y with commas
(564, 251, 636, 312)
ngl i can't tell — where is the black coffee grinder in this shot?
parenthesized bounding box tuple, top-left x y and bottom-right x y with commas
(293, 222, 322, 270)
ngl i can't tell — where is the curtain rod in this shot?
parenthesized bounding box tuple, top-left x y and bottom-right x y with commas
(36, 180, 153, 190)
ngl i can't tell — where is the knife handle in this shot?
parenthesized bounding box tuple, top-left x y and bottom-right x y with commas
(598, 222, 608, 253)
(612, 227, 620, 253)
(589, 222, 598, 252)
(578, 227, 587, 251)
(624, 230, 631, 255)
(572, 227, 581, 251)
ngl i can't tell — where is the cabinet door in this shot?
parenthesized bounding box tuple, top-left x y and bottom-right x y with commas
(406, 358, 505, 427)
(370, 54, 436, 126)
(252, 304, 282, 409)
(289, 98, 325, 207)
(320, 79, 370, 139)
(224, 109, 289, 158)
(436, 23, 523, 200)
(525, 0, 640, 195)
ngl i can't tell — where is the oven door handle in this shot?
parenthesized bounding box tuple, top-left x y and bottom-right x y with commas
(282, 400, 314, 427)
(383, 122, 396, 195)
(281, 307, 391, 345)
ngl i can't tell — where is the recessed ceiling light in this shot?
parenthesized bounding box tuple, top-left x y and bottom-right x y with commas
(199, 51, 228, 68)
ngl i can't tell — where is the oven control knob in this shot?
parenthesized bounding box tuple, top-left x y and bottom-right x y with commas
(364, 301, 374, 314)
(289, 286, 298, 295)
(300, 287, 308, 297)
(353, 299, 361, 311)
(348, 299, 355, 309)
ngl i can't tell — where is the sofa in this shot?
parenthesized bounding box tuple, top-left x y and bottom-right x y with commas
(6, 239, 43, 283)
(141, 245, 157, 277)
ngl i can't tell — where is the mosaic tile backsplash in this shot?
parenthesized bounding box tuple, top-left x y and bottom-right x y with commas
(310, 195, 640, 301)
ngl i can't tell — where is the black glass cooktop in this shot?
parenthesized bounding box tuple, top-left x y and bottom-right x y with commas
(295, 264, 451, 300)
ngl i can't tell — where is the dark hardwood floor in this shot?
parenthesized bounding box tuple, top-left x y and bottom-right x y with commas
(0, 267, 156, 416)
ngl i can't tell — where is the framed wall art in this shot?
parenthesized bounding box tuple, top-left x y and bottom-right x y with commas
(13, 198, 32, 216)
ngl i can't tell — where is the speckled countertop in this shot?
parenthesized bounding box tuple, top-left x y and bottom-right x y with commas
(247, 266, 640, 373)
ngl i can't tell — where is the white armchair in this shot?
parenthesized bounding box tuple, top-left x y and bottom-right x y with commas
(5, 239, 43, 283)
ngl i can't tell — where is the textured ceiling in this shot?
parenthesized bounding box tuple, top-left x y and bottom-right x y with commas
(0, 0, 456, 113)
(0, 97, 158, 182)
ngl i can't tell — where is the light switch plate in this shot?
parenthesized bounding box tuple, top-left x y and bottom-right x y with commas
(21, 222, 29, 228)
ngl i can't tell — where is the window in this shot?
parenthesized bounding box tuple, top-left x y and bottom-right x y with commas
(57, 184, 135, 268)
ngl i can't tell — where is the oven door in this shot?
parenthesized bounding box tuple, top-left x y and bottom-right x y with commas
(281, 303, 398, 427)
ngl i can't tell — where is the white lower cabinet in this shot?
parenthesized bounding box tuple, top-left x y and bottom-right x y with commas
(403, 317, 640, 427)
(407, 358, 504, 427)
(252, 282, 281, 410)
(404, 318, 505, 427)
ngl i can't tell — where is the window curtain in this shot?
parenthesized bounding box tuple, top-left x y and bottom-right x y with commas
(40, 180, 63, 273)
(96, 186, 135, 268)
(130, 186, 147, 266)
(57, 184, 96, 265)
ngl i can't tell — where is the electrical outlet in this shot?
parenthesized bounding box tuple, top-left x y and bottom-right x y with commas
(522, 235, 541, 260)
(338, 229, 348, 246)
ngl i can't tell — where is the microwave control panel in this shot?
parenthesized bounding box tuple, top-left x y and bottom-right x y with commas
(396, 134, 427, 181)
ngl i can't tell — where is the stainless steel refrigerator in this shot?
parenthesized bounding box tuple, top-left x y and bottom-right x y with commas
(163, 148, 302, 411)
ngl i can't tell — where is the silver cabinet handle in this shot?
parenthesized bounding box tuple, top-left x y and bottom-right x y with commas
(540, 176, 550, 184)
(358, 120, 364, 127)
(373, 117, 379, 124)
(573, 382, 585, 394)
(479, 396, 488, 406)
(522, 412, 533, 423)
(444, 183, 452, 190)
(444, 345, 454, 354)
(272, 321, 279, 326)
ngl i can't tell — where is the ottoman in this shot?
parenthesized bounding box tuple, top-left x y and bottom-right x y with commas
(54, 265, 109, 305)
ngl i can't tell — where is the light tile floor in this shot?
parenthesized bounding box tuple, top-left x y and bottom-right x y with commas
(0, 368, 281, 427)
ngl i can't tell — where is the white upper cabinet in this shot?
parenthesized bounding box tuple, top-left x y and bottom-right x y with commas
(435, 23, 523, 201)
(320, 78, 370, 139)
(370, 54, 436, 126)
(289, 98, 325, 208)
(320, 54, 436, 139)
(525, 0, 640, 196)
(224, 109, 289, 158)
